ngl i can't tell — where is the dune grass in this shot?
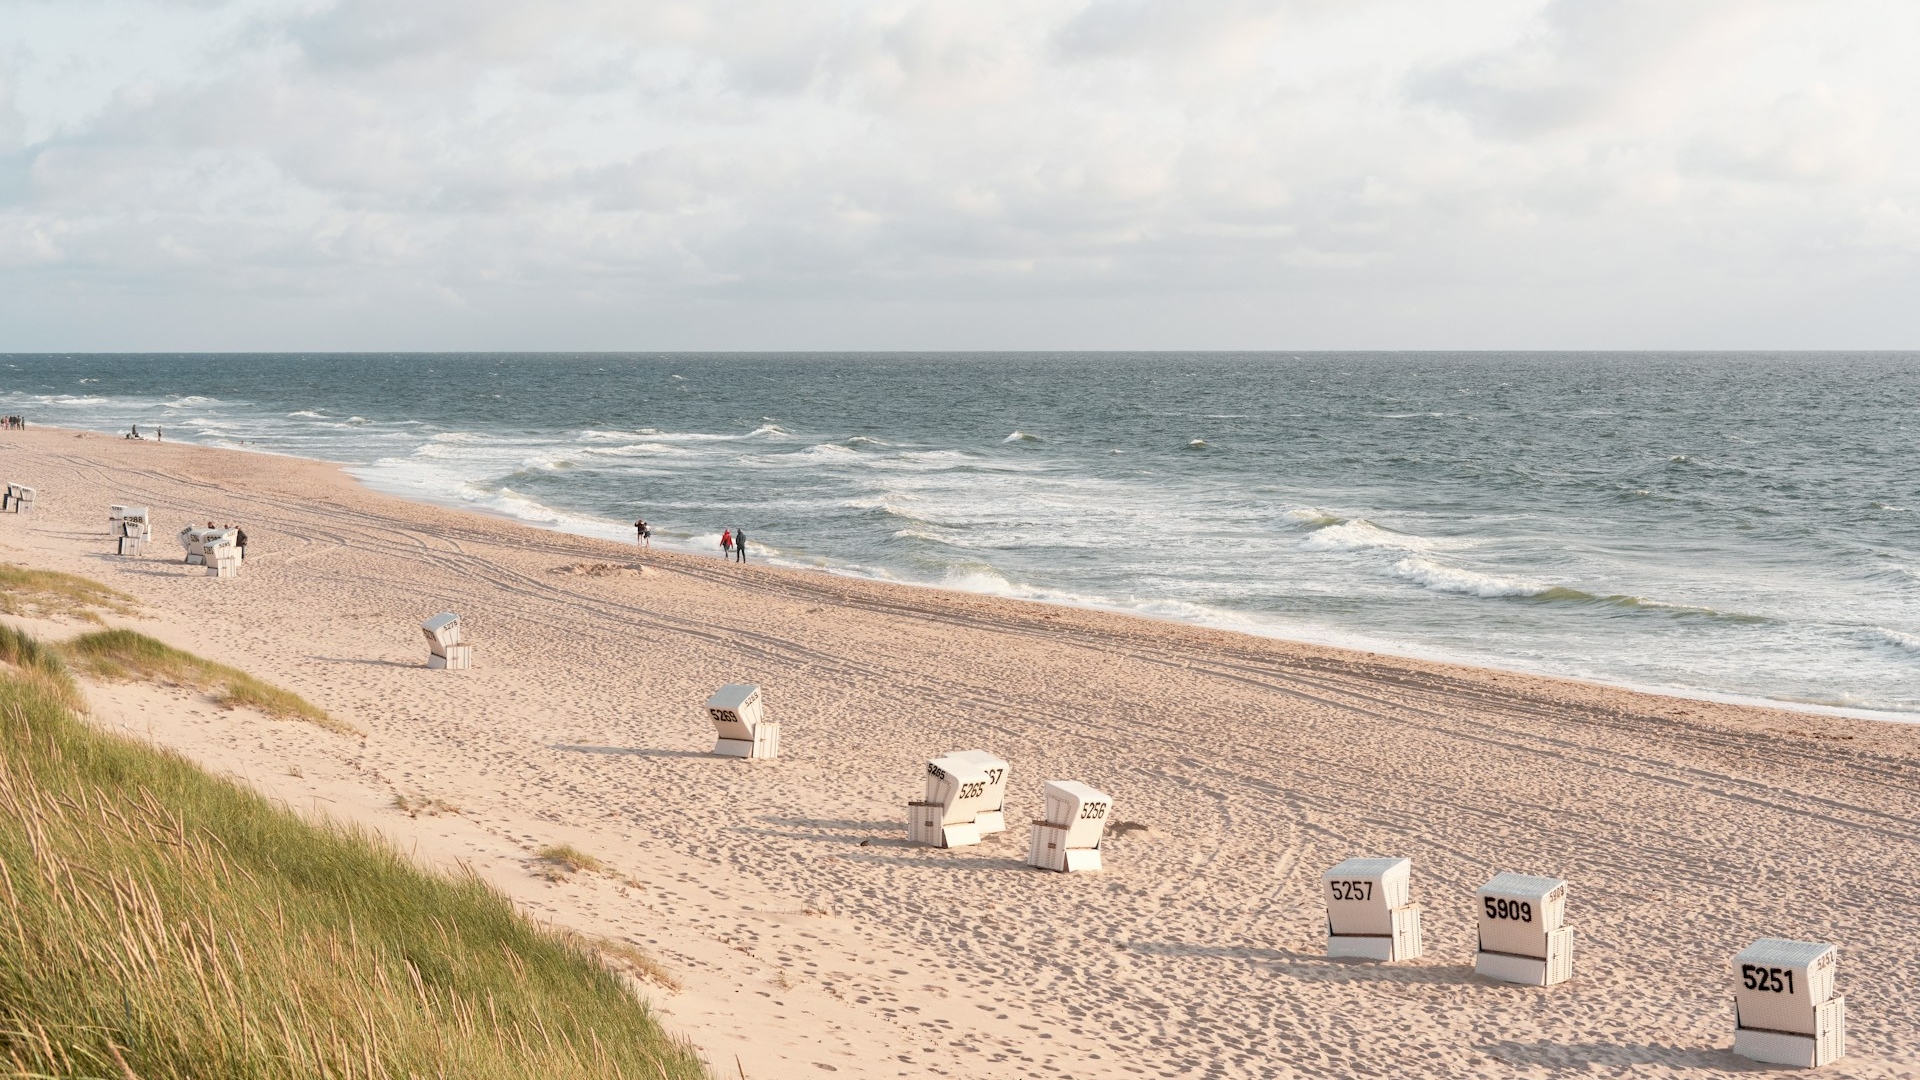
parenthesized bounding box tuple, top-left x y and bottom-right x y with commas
(58, 628, 358, 736)
(0, 630, 708, 1080)
(538, 844, 606, 875)
(0, 562, 140, 623)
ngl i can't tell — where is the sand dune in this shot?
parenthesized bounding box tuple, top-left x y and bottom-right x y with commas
(3, 427, 1917, 1079)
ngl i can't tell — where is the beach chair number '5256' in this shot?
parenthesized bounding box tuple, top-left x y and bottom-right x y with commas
(1079, 801, 1109, 821)
(1328, 880, 1374, 901)
(1741, 966, 1797, 994)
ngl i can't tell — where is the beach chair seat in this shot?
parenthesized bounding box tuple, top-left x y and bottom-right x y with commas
(907, 753, 998, 848)
(1025, 780, 1111, 872)
(1323, 857, 1423, 961)
(420, 613, 471, 668)
(1731, 939, 1845, 1067)
(1473, 872, 1573, 985)
(707, 683, 776, 758)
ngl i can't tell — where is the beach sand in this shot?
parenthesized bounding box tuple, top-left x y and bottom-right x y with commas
(3, 426, 1917, 1079)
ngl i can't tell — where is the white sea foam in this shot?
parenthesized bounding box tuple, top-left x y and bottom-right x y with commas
(1003, 431, 1043, 443)
(289, 409, 329, 418)
(1302, 518, 1434, 553)
(582, 442, 688, 457)
(1393, 557, 1550, 598)
(1869, 627, 1920, 653)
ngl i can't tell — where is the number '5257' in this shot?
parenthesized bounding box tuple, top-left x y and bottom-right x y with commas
(1741, 965, 1796, 994)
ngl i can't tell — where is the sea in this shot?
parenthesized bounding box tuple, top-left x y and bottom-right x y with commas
(4, 352, 1917, 718)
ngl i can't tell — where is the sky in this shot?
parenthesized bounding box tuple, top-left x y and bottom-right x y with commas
(1, 0, 1916, 351)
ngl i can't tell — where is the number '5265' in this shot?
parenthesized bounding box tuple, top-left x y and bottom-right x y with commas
(1741, 965, 1795, 994)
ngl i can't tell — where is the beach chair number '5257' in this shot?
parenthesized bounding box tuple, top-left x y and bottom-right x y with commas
(1328, 880, 1374, 901)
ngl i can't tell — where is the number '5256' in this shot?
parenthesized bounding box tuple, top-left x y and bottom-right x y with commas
(1741, 965, 1796, 994)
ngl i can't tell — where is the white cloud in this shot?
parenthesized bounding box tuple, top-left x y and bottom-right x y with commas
(0, 0, 1916, 349)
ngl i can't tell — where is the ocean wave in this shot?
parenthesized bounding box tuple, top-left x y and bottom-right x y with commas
(797, 442, 860, 460)
(1003, 431, 1043, 444)
(581, 442, 689, 458)
(288, 409, 329, 419)
(1302, 518, 1434, 553)
(846, 435, 888, 447)
(748, 423, 789, 438)
(39, 395, 108, 405)
(1871, 501, 1908, 512)
(1393, 558, 1551, 598)
(1184, 439, 1211, 450)
(1868, 627, 1920, 653)
(1282, 507, 1343, 528)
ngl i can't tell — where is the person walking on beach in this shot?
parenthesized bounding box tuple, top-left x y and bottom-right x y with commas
(720, 529, 733, 559)
(734, 527, 747, 563)
(635, 518, 651, 548)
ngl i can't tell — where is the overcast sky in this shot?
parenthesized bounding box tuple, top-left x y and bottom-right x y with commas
(2, 1, 1916, 351)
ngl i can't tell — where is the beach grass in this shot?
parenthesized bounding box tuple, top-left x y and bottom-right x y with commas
(538, 844, 607, 875)
(0, 630, 709, 1080)
(58, 627, 358, 736)
(0, 562, 140, 623)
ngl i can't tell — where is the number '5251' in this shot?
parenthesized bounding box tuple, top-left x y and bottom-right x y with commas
(1741, 965, 1796, 994)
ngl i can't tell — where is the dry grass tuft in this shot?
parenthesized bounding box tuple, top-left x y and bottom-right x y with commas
(537, 843, 606, 875)
(575, 934, 684, 993)
(0, 629, 710, 1079)
(0, 562, 140, 623)
(58, 628, 358, 736)
(393, 793, 462, 817)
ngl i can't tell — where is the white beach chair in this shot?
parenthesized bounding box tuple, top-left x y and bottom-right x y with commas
(1322, 857, 1423, 961)
(204, 538, 242, 578)
(1026, 780, 1111, 872)
(1473, 872, 1573, 985)
(1732, 939, 1845, 1068)
(941, 749, 1010, 834)
(707, 683, 777, 758)
(109, 505, 152, 541)
(907, 753, 999, 848)
(421, 612, 472, 669)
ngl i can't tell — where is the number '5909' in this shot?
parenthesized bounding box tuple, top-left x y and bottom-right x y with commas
(1483, 897, 1533, 922)
(1741, 965, 1796, 994)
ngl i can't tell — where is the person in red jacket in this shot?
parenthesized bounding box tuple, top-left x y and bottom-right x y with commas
(720, 529, 733, 558)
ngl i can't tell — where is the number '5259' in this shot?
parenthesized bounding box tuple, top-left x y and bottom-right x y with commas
(1741, 965, 1796, 994)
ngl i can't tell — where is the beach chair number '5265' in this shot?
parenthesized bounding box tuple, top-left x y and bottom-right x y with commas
(1741, 966, 1797, 994)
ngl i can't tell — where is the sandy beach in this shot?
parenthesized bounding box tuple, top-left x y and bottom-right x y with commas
(3, 425, 1917, 1079)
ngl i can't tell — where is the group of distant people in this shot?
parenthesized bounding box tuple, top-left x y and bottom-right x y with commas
(3, 416, 25, 429)
(632, 517, 751, 563)
(125, 424, 162, 441)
